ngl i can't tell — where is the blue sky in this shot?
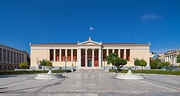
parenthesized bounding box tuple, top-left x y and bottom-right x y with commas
(0, 0, 180, 54)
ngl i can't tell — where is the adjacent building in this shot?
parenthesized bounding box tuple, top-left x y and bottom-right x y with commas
(164, 49, 180, 66)
(0, 44, 28, 70)
(30, 38, 150, 69)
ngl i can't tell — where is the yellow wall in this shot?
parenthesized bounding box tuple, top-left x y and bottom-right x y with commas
(31, 49, 49, 66)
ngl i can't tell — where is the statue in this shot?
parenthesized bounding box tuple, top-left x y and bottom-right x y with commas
(36, 58, 40, 69)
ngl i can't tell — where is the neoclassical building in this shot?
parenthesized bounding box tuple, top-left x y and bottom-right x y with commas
(164, 49, 180, 66)
(30, 38, 150, 69)
(0, 44, 28, 70)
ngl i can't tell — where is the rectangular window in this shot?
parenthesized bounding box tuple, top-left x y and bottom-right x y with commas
(114, 49, 118, 55)
(120, 49, 124, 59)
(50, 49, 54, 61)
(55, 49, 59, 61)
(103, 49, 106, 61)
(11, 51, 13, 63)
(126, 49, 130, 61)
(73, 49, 77, 61)
(61, 49, 65, 61)
(14, 52, 16, 64)
(0, 48, 2, 62)
(22, 54, 24, 62)
(3, 49, 6, 63)
(17, 53, 19, 64)
(67, 49, 71, 61)
(109, 49, 112, 55)
(20, 53, 21, 63)
(7, 50, 9, 63)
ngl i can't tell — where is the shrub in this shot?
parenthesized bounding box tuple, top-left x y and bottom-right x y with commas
(40, 59, 47, 66)
(46, 61, 52, 66)
(19, 61, 29, 69)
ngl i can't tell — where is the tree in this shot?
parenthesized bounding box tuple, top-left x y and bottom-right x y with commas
(150, 58, 162, 69)
(134, 59, 140, 69)
(40, 59, 47, 66)
(106, 53, 127, 71)
(161, 62, 170, 70)
(140, 59, 147, 70)
(19, 61, 29, 69)
(46, 60, 53, 66)
(177, 54, 180, 63)
(106, 53, 118, 69)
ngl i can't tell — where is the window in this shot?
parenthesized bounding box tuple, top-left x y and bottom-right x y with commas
(55, 49, 59, 61)
(120, 49, 124, 59)
(0, 48, 2, 62)
(126, 49, 130, 61)
(67, 49, 71, 61)
(73, 49, 77, 61)
(14, 52, 16, 64)
(3, 49, 6, 63)
(11, 51, 13, 63)
(50, 49, 54, 61)
(7, 50, 9, 63)
(61, 49, 65, 61)
(103, 49, 106, 61)
(109, 49, 112, 55)
(114, 49, 118, 55)
(22, 54, 24, 62)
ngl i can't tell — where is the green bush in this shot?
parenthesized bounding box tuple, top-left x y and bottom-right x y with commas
(110, 69, 180, 75)
(19, 61, 30, 69)
(0, 69, 71, 75)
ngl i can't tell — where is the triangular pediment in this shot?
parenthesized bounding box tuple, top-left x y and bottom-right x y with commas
(77, 38, 102, 46)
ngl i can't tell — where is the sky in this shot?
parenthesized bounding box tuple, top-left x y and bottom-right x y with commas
(0, 0, 180, 54)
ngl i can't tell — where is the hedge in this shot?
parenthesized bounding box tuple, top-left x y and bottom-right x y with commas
(0, 69, 71, 75)
(109, 69, 180, 75)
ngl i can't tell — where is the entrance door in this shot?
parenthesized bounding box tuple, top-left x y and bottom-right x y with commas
(88, 60, 92, 67)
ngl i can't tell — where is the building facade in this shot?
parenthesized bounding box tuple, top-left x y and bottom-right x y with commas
(30, 38, 150, 69)
(0, 44, 28, 70)
(164, 49, 180, 66)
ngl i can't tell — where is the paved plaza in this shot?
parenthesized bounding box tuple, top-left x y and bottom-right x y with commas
(0, 69, 180, 96)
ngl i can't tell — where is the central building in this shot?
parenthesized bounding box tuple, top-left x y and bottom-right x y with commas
(30, 38, 150, 69)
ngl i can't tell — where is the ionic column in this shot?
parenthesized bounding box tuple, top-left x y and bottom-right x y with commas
(92, 49, 95, 67)
(54, 49, 56, 61)
(98, 48, 102, 67)
(85, 49, 88, 67)
(112, 49, 114, 53)
(124, 49, 126, 60)
(118, 49, 120, 57)
(59, 49, 61, 61)
(78, 49, 81, 67)
(65, 49, 67, 58)
(71, 49, 73, 61)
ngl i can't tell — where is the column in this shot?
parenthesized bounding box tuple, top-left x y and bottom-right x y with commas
(118, 49, 120, 57)
(124, 49, 126, 60)
(71, 49, 73, 61)
(59, 49, 61, 61)
(85, 49, 88, 67)
(98, 48, 102, 67)
(174, 56, 176, 64)
(78, 48, 81, 67)
(54, 49, 56, 61)
(65, 49, 67, 58)
(112, 49, 114, 53)
(92, 49, 94, 67)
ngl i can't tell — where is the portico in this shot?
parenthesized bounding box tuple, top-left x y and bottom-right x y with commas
(77, 37, 102, 68)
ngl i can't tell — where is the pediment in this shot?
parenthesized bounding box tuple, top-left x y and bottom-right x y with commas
(77, 38, 102, 46)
